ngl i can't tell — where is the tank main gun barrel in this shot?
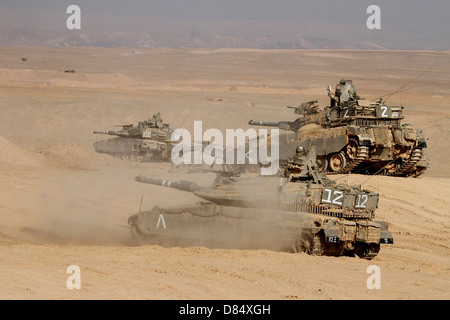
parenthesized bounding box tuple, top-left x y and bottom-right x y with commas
(93, 130, 120, 136)
(248, 120, 295, 131)
(135, 176, 201, 193)
(248, 120, 281, 127)
(248, 118, 306, 132)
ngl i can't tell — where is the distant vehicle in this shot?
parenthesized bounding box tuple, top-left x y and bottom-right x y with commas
(93, 113, 177, 162)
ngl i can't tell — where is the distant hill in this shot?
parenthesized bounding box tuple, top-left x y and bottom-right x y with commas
(0, 27, 391, 50)
(0, 23, 447, 50)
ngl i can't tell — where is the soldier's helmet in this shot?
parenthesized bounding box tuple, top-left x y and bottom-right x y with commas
(296, 146, 306, 156)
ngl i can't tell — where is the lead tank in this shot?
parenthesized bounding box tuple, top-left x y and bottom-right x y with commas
(249, 80, 429, 177)
(93, 113, 176, 161)
(128, 147, 393, 259)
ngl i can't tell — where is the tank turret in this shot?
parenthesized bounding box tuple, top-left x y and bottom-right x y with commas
(249, 100, 321, 132)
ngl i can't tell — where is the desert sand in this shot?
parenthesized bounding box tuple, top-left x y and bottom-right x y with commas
(0, 46, 449, 300)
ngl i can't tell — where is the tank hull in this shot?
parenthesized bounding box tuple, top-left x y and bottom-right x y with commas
(277, 123, 429, 177)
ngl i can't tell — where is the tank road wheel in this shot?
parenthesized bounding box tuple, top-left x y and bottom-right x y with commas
(329, 152, 347, 173)
(294, 231, 325, 256)
(346, 139, 359, 160)
(316, 155, 328, 172)
(354, 243, 380, 260)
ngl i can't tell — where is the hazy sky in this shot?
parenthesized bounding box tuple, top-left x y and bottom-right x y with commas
(0, 0, 449, 49)
(1, 0, 449, 24)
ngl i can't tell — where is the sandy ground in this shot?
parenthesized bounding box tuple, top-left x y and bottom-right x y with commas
(0, 46, 449, 300)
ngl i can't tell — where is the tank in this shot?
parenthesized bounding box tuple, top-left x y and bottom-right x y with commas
(249, 80, 429, 177)
(128, 147, 393, 259)
(93, 113, 176, 161)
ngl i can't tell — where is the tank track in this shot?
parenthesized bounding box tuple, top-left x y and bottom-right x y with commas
(325, 145, 370, 175)
(325, 146, 426, 178)
(338, 145, 370, 174)
(106, 151, 145, 162)
(354, 243, 380, 260)
(387, 148, 423, 177)
(311, 233, 325, 255)
(410, 166, 427, 178)
(292, 231, 324, 255)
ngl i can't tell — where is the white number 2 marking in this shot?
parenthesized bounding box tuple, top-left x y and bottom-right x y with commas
(343, 108, 350, 118)
(332, 191, 343, 205)
(322, 189, 343, 205)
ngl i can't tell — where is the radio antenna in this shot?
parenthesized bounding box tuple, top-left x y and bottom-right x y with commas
(139, 194, 144, 213)
(375, 68, 432, 103)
